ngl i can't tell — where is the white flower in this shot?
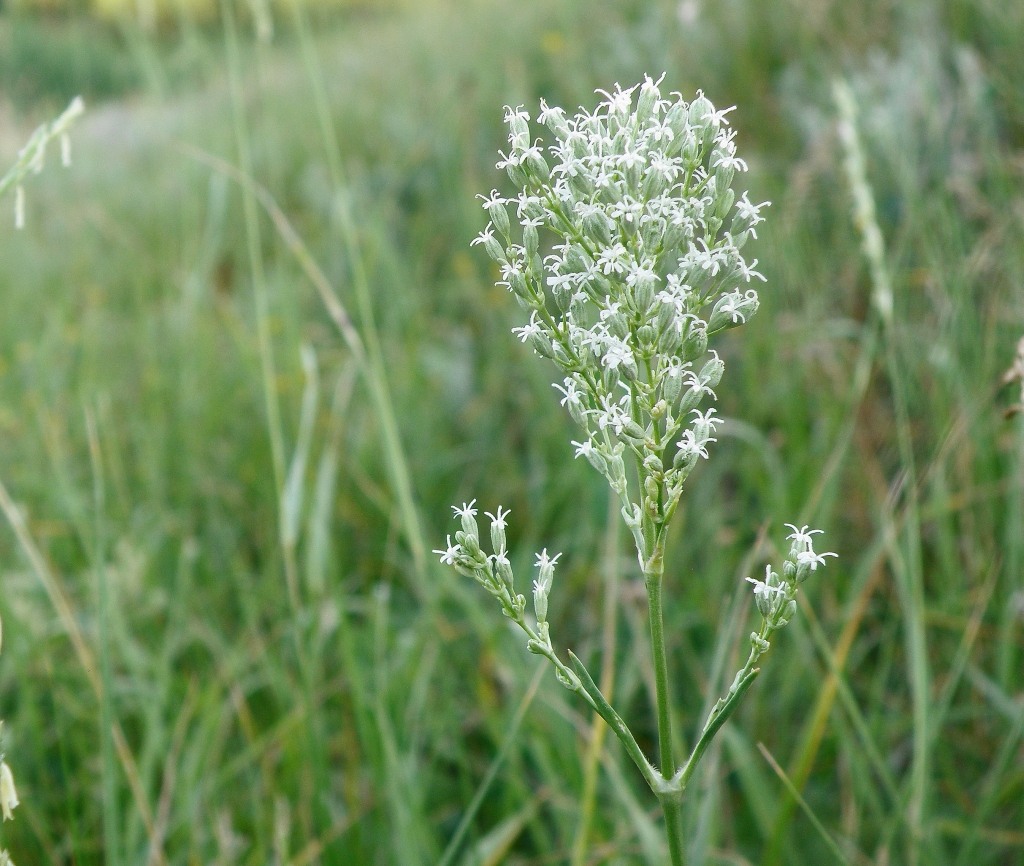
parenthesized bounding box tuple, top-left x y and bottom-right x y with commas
(572, 439, 595, 459)
(0, 761, 18, 821)
(601, 338, 634, 370)
(452, 500, 477, 520)
(797, 549, 838, 572)
(512, 311, 544, 343)
(746, 572, 784, 600)
(534, 549, 562, 570)
(785, 524, 822, 547)
(504, 104, 530, 124)
(432, 536, 461, 567)
(676, 429, 710, 461)
(484, 506, 510, 530)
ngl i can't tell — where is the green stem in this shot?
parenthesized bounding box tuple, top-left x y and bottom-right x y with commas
(566, 651, 660, 791)
(646, 563, 676, 777)
(662, 798, 686, 866)
(675, 632, 767, 793)
(645, 542, 687, 864)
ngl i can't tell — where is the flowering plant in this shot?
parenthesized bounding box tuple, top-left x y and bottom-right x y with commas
(437, 75, 835, 862)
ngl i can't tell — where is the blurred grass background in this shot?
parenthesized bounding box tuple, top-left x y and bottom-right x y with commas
(0, 0, 1022, 863)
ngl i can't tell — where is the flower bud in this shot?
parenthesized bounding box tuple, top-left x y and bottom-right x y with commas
(641, 169, 669, 202)
(655, 296, 678, 335)
(524, 223, 540, 260)
(776, 598, 797, 627)
(580, 207, 611, 245)
(576, 440, 608, 476)
(569, 170, 595, 201)
(539, 100, 571, 140)
(529, 329, 557, 360)
(505, 105, 530, 142)
(621, 418, 647, 444)
(680, 318, 708, 360)
(636, 74, 661, 124)
(565, 244, 592, 274)
(662, 362, 685, 404)
(677, 379, 706, 415)
(602, 363, 621, 392)
(680, 130, 700, 167)
(604, 307, 630, 340)
(483, 234, 507, 265)
(552, 282, 572, 313)
(520, 195, 546, 221)
(608, 450, 628, 491)
(632, 272, 658, 314)
(708, 290, 759, 332)
(664, 103, 689, 151)
(526, 149, 551, 182)
(489, 201, 511, 239)
(494, 552, 515, 591)
(455, 529, 482, 560)
(668, 213, 695, 248)
(642, 452, 664, 478)
(715, 185, 735, 221)
(506, 162, 528, 188)
(636, 324, 658, 355)
(487, 507, 509, 554)
(698, 353, 725, 390)
(507, 270, 530, 300)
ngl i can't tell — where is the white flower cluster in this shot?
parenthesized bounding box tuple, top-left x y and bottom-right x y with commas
(472, 75, 769, 562)
(746, 524, 837, 637)
(435, 502, 576, 685)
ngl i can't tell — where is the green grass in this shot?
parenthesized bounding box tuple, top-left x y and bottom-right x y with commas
(0, 0, 1022, 863)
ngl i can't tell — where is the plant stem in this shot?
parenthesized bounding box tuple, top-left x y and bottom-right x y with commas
(663, 798, 686, 866)
(646, 563, 676, 778)
(645, 540, 687, 863)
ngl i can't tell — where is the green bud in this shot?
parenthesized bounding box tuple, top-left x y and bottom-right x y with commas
(580, 443, 608, 476)
(582, 209, 611, 245)
(663, 218, 691, 252)
(569, 171, 595, 200)
(506, 162, 528, 188)
(632, 273, 658, 314)
(605, 308, 630, 340)
(524, 223, 539, 260)
(664, 103, 689, 151)
(698, 354, 725, 389)
(636, 323, 658, 354)
(662, 364, 684, 404)
(539, 102, 570, 140)
(636, 75, 661, 124)
(681, 318, 708, 360)
(529, 329, 556, 360)
(715, 186, 735, 221)
(489, 202, 511, 238)
(643, 452, 664, 477)
(508, 270, 530, 300)
(483, 234, 507, 265)
(602, 363, 621, 393)
(526, 150, 551, 182)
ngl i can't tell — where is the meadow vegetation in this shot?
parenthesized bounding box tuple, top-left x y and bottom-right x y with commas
(0, 0, 1022, 863)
